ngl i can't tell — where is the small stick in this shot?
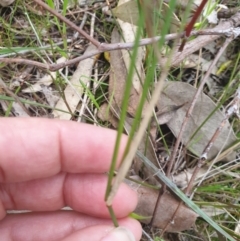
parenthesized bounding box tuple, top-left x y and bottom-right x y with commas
(1, 27, 240, 72)
(1, 10, 240, 71)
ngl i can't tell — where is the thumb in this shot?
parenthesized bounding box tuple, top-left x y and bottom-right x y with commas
(100, 227, 135, 241)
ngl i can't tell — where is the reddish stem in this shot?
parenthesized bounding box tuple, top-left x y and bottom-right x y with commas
(185, 0, 208, 37)
(179, 0, 208, 51)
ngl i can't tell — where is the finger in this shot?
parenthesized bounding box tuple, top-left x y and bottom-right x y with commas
(1, 174, 137, 218)
(0, 118, 127, 183)
(0, 211, 142, 241)
(60, 226, 139, 241)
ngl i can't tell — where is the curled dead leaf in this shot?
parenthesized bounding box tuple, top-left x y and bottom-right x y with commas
(126, 177, 198, 232)
(157, 81, 237, 161)
(109, 27, 145, 116)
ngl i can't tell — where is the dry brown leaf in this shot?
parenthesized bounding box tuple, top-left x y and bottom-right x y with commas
(173, 164, 240, 188)
(126, 178, 198, 232)
(152, 103, 187, 126)
(112, 0, 139, 25)
(0, 0, 14, 7)
(113, 0, 146, 98)
(201, 206, 225, 217)
(97, 103, 119, 128)
(160, 11, 240, 67)
(53, 44, 97, 119)
(112, 0, 180, 33)
(11, 102, 30, 117)
(41, 86, 59, 108)
(109, 27, 145, 116)
(158, 81, 237, 161)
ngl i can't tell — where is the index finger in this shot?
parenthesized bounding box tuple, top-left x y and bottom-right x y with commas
(0, 118, 127, 182)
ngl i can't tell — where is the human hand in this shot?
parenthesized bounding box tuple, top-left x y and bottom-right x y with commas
(0, 118, 142, 241)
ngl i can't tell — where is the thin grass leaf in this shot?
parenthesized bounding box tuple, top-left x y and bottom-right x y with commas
(137, 150, 237, 241)
(80, 80, 100, 110)
(105, 0, 146, 203)
(129, 212, 152, 220)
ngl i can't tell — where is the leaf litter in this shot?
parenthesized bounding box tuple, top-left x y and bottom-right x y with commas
(158, 81, 237, 161)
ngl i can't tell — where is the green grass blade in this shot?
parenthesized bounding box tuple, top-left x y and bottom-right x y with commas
(137, 151, 237, 241)
(104, 0, 146, 201)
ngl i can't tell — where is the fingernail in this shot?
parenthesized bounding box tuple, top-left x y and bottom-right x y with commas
(101, 227, 135, 241)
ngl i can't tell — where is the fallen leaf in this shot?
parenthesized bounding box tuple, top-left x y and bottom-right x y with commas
(171, 167, 206, 188)
(53, 44, 97, 119)
(112, 0, 139, 25)
(201, 206, 225, 217)
(109, 27, 145, 116)
(172, 162, 240, 188)
(152, 103, 187, 126)
(114, 0, 146, 96)
(126, 177, 198, 232)
(41, 86, 59, 108)
(12, 102, 30, 117)
(112, 0, 180, 33)
(0, 0, 14, 7)
(157, 81, 237, 161)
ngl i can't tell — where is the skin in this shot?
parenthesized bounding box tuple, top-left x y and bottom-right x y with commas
(0, 118, 142, 241)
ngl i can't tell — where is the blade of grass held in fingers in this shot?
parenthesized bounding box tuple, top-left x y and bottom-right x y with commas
(105, 24, 170, 207)
(106, 74, 167, 206)
(105, 0, 146, 206)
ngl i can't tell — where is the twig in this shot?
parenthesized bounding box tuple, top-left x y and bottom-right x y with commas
(0, 58, 49, 69)
(1, 25, 240, 71)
